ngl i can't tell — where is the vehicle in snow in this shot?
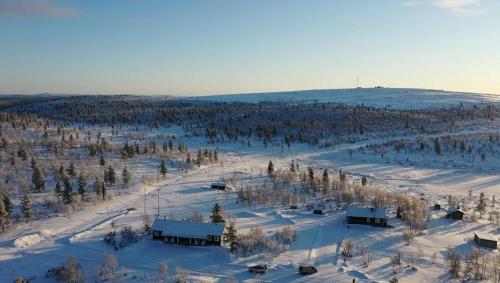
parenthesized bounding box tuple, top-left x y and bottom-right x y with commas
(313, 209, 325, 215)
(248, 264, 268, 274)
(126, 207, 137, 211)
(299, 265, 317, 275)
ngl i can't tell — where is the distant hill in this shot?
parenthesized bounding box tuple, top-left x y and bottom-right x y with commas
(189, 88, 500, 110)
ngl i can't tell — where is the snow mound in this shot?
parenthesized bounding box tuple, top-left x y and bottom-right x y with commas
(39, 229, 54, 237)
(14, 233, 45, 248)
(234, 211, 259, 218)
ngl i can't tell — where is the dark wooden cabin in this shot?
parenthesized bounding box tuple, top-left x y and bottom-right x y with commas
(346, 207, 388, 227)
(446, 207, 464, 220)
(152, 218, 226, 246)
(474, 232, 498, 249)
(210, 182, 226, 190)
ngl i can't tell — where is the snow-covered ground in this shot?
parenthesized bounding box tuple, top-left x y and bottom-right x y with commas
(1, 135, 499, 282)
(190, 88, 500, 110)
(1, 90, 499, 282)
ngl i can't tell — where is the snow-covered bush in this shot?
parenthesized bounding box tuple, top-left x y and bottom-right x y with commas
(47, 256, 86, 283)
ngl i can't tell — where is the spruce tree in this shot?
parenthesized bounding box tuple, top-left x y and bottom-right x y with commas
(322, 169, 329, 184)
(94, 177, 102, 198)
(0, 200, 7, 232)
(2, 195, 13, 221)
(267, 160, 274, 177)
(477, 191, 486, 218)
(224, 222, 238, 253)
(101, 181, 107, 200)
(55, 181, 63, 203)
(67, 161, 77, 177)
(22, 193, 31, 222)
(62, 175, 73, 204)
(160, 160, 167, 177)
(122, 166, 131, 184)
(210, 203, 225, 224)
(58, 165, 65, 176)
(32, 164, 45, 193)
(361, 176, 368, 186)
(100, 154, 106, 166)
(434, 138, 441, 155)
(78, 173, 87, 201)
(105, 165, 116, 185)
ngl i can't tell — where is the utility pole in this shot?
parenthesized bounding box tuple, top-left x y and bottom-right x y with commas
(143, 185, 147, 221)
(157, 188, 160, 216)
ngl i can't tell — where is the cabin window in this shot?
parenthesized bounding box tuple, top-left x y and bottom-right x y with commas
(214, 236, 220, 241)
(154, 231, 160, 237)
(375, 219, 381, 224)
(366, 218, 371, 223)
(207, 236, 212, 241)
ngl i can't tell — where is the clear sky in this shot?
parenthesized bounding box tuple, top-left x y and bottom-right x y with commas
(0, 0, 499, 96)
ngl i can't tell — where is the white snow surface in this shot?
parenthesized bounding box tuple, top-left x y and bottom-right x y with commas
(190, 88, 500, 109)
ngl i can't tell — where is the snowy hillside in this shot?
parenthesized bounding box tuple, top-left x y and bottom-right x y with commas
(191, 88, 500, 109)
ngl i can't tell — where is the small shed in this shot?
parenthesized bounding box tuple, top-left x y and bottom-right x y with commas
(152, 218, 226, 246)
(434, 204, 441, 210)
(346, 207, 388, 227)
(210, 182, 226, 190)
(474, 232, 498, 249)
(446, 207, 464, 220)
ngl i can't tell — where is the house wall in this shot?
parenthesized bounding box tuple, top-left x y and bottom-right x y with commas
(347, 216, 387, 227)
(474, 235, 497, 249)
(152, 230, 223, 246)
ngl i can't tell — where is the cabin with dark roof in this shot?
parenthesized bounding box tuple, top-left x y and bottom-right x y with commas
(446, 207, 464, 220)
(210, 182, 226, 190)
(346, 207, 388, 227)
(152, 218, 226, 246)
(474, 232, 498, 249)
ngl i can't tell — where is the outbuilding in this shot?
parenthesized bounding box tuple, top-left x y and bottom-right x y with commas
(210, 182, 226, 190)
(446, 207, 464, 220)
(152, 218, 226, 246)
(474, 232, 498, 249)
(346, 207, 388, 227)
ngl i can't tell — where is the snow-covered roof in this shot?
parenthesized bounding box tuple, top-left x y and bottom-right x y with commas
(346, 207, 387, 219)
(475, 232, 498, 242)
(447, 207, 464, 214)
(152, 218, 226, 238)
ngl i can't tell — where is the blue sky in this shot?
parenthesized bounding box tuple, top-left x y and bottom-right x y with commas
(0, 0, 499, 96)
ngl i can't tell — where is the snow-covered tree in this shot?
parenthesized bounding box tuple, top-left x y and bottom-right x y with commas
(210, 203, 225, 224)
(22, 193, 31, 222)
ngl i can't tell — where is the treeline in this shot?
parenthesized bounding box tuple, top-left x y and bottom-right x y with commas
(11, 96, 498, 147)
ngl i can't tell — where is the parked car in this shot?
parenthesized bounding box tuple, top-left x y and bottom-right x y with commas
(299, 265, 317, 275)
(313, 209, 325, 215)
(248, 264, 267, 274)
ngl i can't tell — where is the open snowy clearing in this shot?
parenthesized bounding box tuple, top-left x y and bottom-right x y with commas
(1, 132, 499, 282)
